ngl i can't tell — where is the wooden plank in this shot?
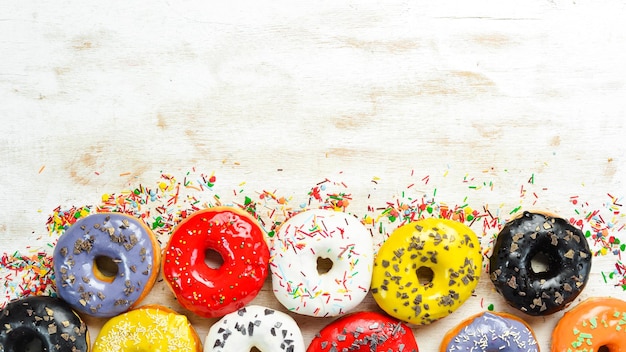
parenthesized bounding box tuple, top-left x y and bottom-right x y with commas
(1, 1, 625, 350)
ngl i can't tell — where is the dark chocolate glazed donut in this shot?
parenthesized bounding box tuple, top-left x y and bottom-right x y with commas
(489, 211, 592, 316)
(0, 295, 89, 352)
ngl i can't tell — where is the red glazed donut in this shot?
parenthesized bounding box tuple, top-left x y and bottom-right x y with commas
(162, 206, 270, 318)
(307, 311, 419, 352)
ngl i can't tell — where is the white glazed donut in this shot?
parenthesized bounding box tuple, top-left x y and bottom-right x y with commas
(269, 209, 374, 317)
(204, 305, 305, 352)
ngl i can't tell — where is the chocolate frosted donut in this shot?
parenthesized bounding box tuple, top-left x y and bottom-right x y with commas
(0, 295, 89, 352)
(489, 211, 592, 315)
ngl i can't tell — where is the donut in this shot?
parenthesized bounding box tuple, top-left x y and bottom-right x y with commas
(53, 212, 160, 317)
(551, 297, 626, 352)
(205, 305, 305, 352)
(269, 209, 374, 317)
(162, 206, 270, 318)
(439, 311, 539, 351)
(489, 211, 592, 316)
(92, 304, 202, 351)
(371, 218, 482, 325)
(0, 295, 89, 352)
(307, 311, 419, 352)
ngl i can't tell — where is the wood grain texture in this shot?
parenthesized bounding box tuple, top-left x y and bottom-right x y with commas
(1, 1, 626, 350)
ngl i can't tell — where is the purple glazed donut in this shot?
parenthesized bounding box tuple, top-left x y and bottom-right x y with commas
(53, 212, 160, 317)
(439, 311, 539, 352)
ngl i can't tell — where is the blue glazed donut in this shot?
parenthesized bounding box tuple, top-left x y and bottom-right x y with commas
(439, 311, 538, 351)
(53, 212, 160, 317)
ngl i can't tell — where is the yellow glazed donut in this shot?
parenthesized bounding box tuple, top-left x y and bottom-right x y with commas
(371, 218, 482, 325)
(92, 305, 202, 351)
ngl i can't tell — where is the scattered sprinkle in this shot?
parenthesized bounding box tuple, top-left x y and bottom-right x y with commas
(2, 166, 625, 310)
(1, 251, 56, 309)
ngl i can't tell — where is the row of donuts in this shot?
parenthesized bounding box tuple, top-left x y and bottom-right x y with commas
(2, 294, 626, 351)
(0, 206, 620, 350)
(51, 207, 592, 322)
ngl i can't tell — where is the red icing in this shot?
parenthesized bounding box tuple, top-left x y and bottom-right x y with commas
(307, 311, 419, 352)
(162, 207, 270, 318)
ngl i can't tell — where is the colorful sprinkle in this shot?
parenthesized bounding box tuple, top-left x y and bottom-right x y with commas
(0, 251, 56, 309)
(2, 166, 626, 311)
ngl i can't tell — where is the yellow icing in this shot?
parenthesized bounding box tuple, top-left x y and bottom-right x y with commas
(92, 305, 200, 352)
(371, 218, 482, 325)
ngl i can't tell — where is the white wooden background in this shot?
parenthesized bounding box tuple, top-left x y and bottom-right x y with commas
(2, 1, 626, 350)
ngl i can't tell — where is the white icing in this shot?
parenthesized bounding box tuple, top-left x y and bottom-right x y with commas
(204, 305, 305, 352)
(269, 209, 374, 317)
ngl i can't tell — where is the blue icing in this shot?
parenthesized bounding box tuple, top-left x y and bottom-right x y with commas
(53, 213, 157, 318)
(444, 312, 538, 351)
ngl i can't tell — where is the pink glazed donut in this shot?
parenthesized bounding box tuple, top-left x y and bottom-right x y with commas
(53, 212, 160, 317)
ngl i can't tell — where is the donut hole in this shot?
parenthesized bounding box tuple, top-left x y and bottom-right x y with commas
(316, 257, 333, 275)
(249, 347, 262, 352)
(94, 255, 119, 281)
(530, 252, 551, 273)
(204, 248, 224, 269)
(597, 346, 610, 352)
(11, 333, 43, 352)
(23, 338, 43, 352)
(416, 266, 434, 286)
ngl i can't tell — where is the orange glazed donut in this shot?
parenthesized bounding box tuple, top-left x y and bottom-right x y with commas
(162, 206, 270, 318)
(551, 297, 626, 352)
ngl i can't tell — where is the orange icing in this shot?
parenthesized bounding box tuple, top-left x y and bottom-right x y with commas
(551, 297, 626, 352)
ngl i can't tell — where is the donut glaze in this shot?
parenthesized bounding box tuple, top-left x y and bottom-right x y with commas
(0, 295, 89, 352)
(371, 218, 482, 325)
(307, 311, 419, 352)
(92, 305, 202, 351)
(269, 209, 374, 317)
(205, 305, 305, 352)
(163, 206, 270, 318)
(53, 212, 161, 317)
(551, 297, 626, 352)
(439, 311, 539, 352)
(489, 211, 592, 316)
